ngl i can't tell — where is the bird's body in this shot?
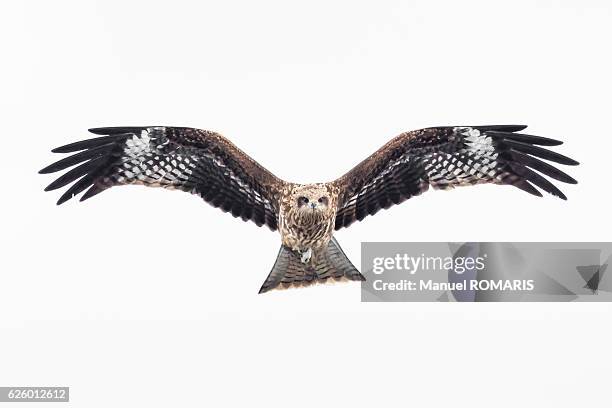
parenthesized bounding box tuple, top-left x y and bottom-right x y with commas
(40, 124, 579, 293)
(278, 183, 339, 263)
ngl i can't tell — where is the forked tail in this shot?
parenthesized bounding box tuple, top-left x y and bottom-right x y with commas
(259, 237, 365, 293)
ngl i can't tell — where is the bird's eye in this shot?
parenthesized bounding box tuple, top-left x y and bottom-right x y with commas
(318, 196, 328, 205)
(298, 196, 309, 206)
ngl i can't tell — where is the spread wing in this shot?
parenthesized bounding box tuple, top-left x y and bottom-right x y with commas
(333, 125, 579, 230)
(40, 126, 284, 230)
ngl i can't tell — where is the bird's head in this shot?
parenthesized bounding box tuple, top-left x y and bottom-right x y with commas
(290, 184, 334, 222)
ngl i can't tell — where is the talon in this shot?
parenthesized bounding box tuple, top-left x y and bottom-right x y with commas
(301, 248, 312, 264)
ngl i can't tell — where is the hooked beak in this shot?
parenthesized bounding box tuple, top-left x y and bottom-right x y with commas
(310, 202, 317, 210)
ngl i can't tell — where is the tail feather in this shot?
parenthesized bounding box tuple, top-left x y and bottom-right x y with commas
(258, 237, 365, 294)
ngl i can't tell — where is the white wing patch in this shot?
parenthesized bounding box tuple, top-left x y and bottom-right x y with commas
(424, 127, 502, 189)
(107, 128, 198, 187)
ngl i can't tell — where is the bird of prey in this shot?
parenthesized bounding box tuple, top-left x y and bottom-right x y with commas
(40, 125, 578, 293)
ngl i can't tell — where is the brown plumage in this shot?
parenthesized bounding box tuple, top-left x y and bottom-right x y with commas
(40, 125, 578, 293)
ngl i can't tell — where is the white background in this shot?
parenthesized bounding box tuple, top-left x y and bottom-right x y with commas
(1, 1, 610, 407)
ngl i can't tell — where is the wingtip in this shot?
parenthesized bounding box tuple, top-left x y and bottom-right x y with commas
(56, 196, 69, 205)
(51, 146, 69, 153)
(79, 185, 104, 202)
(88, 126, 149, 135)
(39, 162, 64, 174)
(477, 124, 528, 133)
(87, 128, 106, 135)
